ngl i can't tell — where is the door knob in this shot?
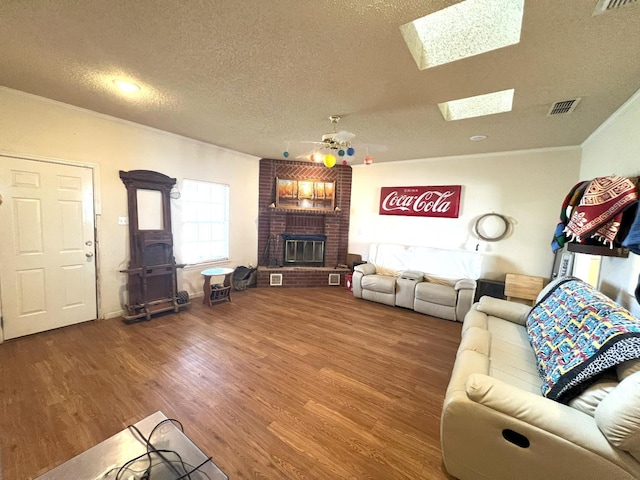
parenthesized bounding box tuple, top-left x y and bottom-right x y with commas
(86, 252, 94, 258)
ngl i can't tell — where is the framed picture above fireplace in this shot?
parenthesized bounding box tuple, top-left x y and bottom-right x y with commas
(275, 177, 336, 211)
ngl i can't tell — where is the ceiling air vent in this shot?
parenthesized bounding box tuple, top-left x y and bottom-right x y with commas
(593, 0, 637, 15)
(547, 98, 581, 116)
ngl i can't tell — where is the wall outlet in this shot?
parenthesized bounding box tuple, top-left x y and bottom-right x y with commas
(118, 216, 129, 225)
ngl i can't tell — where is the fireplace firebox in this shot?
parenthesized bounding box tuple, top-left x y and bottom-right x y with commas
(281, 234, 327, 267)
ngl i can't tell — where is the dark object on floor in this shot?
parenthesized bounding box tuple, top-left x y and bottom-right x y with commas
(233, 266, 257, 290)
(177, 291, 190, 304)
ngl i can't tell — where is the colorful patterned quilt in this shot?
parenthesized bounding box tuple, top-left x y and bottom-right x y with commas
(526, 278, 640, 402)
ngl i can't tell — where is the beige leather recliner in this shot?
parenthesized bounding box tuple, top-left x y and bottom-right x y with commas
(353, 263, 396, 306)
(414, 278, 477, 321)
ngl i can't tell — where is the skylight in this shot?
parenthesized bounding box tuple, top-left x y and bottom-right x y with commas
(438, 89, 514, 121)
(400, 0, 525, 70)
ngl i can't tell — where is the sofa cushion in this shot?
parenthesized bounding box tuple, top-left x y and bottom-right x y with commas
(595, 371, 640, 462)
(477, 296, 531, 325)
(415, 282, 457, 306)
(457, 327, 491, 356)
(415, 301, 456, 321)
(461, 307, 488, 334)
(425, 275, 456, 287)
(486, 317, 543, 394)
(361, 274, 396, 294)
(617, 359, 640, 380)
(569, 374, 618, 416)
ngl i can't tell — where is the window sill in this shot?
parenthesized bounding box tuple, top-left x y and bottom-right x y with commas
(183, 259, 231, 271)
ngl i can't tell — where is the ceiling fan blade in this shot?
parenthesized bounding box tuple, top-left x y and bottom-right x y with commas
(355, 142, 388, 152)
(333, 130, 355, 142)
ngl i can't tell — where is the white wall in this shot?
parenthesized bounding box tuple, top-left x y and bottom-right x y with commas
(581, 88, 640, 315)
(349, 148, 582, 280)
(4, 81, 636, 319)
(0, 87, 260, 319)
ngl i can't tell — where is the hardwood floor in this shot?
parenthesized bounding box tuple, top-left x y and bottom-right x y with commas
(0, 287, 462, 479)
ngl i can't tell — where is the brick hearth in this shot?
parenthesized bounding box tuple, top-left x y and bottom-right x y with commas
(257, 159, 352, 288)
(257, 266, 351, 288)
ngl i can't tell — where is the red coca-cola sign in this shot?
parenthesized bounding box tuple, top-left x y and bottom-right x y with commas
(379, 185, 462, 218)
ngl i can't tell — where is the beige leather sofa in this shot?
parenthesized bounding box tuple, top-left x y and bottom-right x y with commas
(441, 288, 640, 479)
(353, 264, 477, 321)
(351, 243, 482, 321)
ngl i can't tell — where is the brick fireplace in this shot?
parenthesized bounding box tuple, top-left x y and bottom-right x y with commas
(257, 158, 352, 287)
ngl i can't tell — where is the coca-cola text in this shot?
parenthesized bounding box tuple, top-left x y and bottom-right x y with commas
(378, 186, 461, 218)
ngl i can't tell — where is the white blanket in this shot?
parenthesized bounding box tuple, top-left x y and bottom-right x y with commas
(368, 243, 483, 280)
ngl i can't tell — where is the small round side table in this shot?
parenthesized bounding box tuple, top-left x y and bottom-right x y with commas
(201, 267, 234, 306)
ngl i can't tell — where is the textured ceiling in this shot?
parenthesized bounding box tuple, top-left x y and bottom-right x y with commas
(1, 0, 639, 164)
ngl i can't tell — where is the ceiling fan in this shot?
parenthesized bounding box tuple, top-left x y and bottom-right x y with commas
(318, 115, 356, 152)
(284, 115, 371, 167)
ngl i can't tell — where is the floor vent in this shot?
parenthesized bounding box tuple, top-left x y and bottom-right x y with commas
(328, 273, 341, 286)
(593, 0, 637, 15)
(547, 98, 581, 116)
(270, 273, 283, 287)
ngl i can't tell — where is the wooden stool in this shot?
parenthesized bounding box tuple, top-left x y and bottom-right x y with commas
(504, 274, 546, 306)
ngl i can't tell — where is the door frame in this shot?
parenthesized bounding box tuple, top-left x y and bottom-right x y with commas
(0, 150, 103, 343)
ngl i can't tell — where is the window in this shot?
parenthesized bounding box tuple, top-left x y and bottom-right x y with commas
(181, 179, 229, 264)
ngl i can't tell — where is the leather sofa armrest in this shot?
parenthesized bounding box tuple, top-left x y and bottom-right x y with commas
(465, 374, 617, 454)
(454, 279, 477, 321)
(476, 296, 531, 325)
(455, 279, 476, 291)
(354, 263, 377, 275)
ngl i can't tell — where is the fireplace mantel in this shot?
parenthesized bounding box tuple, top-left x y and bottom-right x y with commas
(264, 207, 341, 216)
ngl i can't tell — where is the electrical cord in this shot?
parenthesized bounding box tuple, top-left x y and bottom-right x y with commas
(127, 422, 189, 480)
(173, 456, 214, 480)
(113, 449, 184, 480)
(102, 417, 214, 480)
(111, 451, 213, 480)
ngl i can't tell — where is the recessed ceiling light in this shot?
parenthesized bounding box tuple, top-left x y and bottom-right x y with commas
(439, 89, 514, 121)
(470, 135, 488, 141)
(400, 0, 524, 70)
(113, 79, 140, 93)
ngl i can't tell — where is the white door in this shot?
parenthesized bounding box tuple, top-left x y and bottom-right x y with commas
(0, 157, 97, 339)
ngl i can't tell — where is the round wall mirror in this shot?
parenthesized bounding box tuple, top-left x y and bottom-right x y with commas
(474, 213, 510, 242)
